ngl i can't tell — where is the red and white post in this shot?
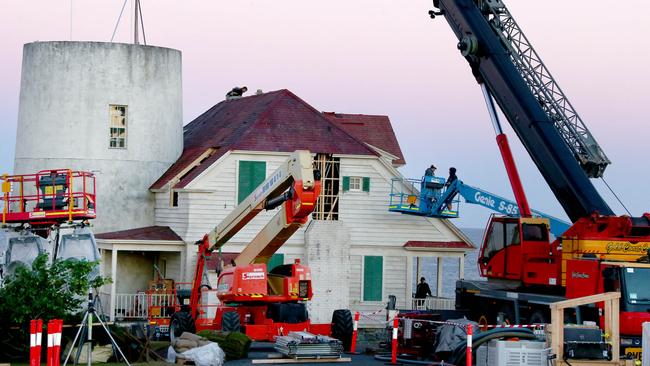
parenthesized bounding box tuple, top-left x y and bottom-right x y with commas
(47, 319, 63, 366)
(390, 317, 399, 364)
(466, 324, 473, 366)
(349, 311, 360, 353)
(30, 319, 43, 366)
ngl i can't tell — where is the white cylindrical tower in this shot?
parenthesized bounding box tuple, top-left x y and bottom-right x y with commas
(14, 41, 183, 233)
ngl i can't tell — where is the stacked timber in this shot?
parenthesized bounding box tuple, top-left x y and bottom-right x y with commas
(274, 332, 343, 359)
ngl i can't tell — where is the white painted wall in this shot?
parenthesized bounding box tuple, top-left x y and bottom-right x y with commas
(305, 220, 351, 323)
(14, 41, 183, 233)
(339, 156, 455, 245)
(153, 151, 467, 315)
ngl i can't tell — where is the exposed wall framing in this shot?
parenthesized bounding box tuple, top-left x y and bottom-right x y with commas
(312, 153, 340, 220)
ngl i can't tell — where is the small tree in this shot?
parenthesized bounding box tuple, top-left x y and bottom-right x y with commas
(0, 253, 109, 326)
(0, 254, 110, 360)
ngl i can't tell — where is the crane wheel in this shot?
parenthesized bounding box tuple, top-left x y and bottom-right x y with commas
(528, 309, 549, 325)
(331, 309, 354, 350)
(222, 311, 241, 332)
(169, 311, 195, 342)
(498, 305, 516, 325)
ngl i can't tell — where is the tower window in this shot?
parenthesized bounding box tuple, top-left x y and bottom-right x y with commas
(109, 105, 127, 149)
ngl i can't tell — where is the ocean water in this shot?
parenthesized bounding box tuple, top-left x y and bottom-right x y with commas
(410, 228, 485, 299)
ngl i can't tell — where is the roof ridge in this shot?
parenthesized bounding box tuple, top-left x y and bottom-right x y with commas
(323, 111, 389, 118)
(185, 89, 287, 133)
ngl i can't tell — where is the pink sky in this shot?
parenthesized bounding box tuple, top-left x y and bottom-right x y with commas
(1, 0, 648, 228)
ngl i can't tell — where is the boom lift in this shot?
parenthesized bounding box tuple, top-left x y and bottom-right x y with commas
(170, 151, 351, 342)
(389, 176, 570, 237)
(430, 0, 650, 357)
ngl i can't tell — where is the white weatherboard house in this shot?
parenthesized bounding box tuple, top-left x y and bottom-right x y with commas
(96, 89, 473, 325)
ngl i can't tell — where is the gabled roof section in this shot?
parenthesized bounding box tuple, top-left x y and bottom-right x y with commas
(151, 89, 377, 190)
(322, 112, 406, 166)
(95, 226, 183, 241)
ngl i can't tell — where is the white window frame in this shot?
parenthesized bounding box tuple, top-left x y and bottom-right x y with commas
(170, 190, 179, 208)
(348, 176, 363, 192)
(109, 104, 127, 149)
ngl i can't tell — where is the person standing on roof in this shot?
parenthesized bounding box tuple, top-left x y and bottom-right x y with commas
(425, 165, 437, 177)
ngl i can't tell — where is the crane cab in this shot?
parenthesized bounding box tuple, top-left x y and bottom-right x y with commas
(479, 215, 559, 286)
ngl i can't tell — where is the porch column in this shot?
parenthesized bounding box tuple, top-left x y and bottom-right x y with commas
(459, 255, 465, 280)
(406, 256, 414, 300)
(110, 247, 118, 322)
(436, 257, 443, 297)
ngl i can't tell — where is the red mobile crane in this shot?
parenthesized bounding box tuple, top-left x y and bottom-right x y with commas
(169, 151, 352, 343)
(431, 0, 650, 358)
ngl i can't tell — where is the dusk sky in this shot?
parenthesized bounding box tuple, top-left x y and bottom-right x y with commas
(1, 1, 648, 228)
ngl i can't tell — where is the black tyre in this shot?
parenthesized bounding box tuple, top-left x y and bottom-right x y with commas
(528, 309, 549, 325)
(498, 304, 516, 325)
(222, 311, 241, 332)
(169, 311, 195, 342)
(331, 309, 354, 351)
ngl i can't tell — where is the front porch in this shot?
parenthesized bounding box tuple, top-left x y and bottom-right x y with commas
(95, 226, 186, 322)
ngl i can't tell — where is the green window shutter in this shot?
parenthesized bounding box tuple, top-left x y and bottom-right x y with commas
(342, 176, 350, 191)
(238, 161, 266, 204)
(267, 253, 284, 272)
(362, 177, 370, 192)
(363, 256, 383, 301)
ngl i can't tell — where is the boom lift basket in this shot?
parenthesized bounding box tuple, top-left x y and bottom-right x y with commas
(1, 169, 96, 225)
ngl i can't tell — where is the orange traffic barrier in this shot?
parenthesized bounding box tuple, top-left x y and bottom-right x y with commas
(349, 311, 360, 353)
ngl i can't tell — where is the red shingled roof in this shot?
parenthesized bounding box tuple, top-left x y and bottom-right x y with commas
(322, 112, 406, 165)
(403, 241, 473, 250)
(151, 89, 378, 190)
(95, 226, 183, 241)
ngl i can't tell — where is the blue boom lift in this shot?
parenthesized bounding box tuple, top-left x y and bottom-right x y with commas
(388, 175, 569, 237)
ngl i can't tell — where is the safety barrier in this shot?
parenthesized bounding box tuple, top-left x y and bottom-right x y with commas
(349, 311, 360, 353)
(47, 319, 63, 366)
(354, 308, 524, 366)
(30, 319, 43, 366)
(30, 319, 63, 366)
(390, 317, 399, 364)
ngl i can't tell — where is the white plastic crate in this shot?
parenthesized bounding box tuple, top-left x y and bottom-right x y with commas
(476, 339, 548, 366)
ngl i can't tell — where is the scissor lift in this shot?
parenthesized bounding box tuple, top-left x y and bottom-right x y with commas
(0, 169, 99, 283)
(1, 169, 96, 226)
